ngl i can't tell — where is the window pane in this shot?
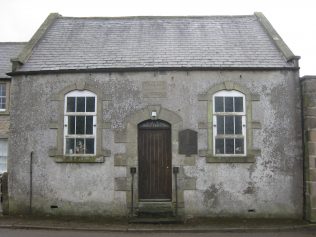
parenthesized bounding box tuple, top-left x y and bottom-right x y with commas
(0, 84, 6, 96)
(76, 116, 85, 134)
(86, 97, 95, 112)
(215, 139, 224, 154)
(75, 138, 85, 154)
(225, 97, 233, 112)
(235, 97, 243, 112)
(0, 97, 5, 109)
(68, 116, 75, 134)
(225, 116, 234, 134)
(77, 97, 85, 112)
(0, 164, 6, 173)
(0, 139, 8, 156)
(214, 97, 224, 112)
(67, 97, 76, 112)
(235, 138, 244, 154)
(235, 116, 242, 134)
(0, 139, 8, 173)
(66, 138, 75, 154)
(86, 138, 94, 154)
(86, 116, 93, 134)
(217, 115, 224, 134)
(225, 138, 234, 154)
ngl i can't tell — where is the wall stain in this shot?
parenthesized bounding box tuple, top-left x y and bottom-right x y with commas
(203, 183, 223, 208)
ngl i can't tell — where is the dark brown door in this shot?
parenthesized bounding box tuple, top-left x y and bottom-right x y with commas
(138, 120, 171, 200)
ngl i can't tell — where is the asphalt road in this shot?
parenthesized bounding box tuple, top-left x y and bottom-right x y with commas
(0, 229, 316, 237)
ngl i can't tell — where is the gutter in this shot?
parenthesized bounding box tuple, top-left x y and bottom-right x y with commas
(7, 66, 300, 76)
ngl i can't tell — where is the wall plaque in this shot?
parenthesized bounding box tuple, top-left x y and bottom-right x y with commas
(142, 81, 167, 98)
(179, 129, 198, 156)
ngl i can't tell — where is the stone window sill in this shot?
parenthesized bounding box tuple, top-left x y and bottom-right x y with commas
(0, 111, 10, 116)
(206, 154, 255, 163)
(53, 155, 105, 163)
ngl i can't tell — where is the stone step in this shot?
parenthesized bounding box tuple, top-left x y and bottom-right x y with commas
(137, 201, 174, 218)
(129, 216, 182, 224)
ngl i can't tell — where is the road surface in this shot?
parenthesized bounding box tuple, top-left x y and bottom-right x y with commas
(0, 229, 315, 237)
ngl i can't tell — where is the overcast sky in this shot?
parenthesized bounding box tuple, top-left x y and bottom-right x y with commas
(0, 0, 315, 75)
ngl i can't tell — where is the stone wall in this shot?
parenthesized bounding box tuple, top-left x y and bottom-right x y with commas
(302, 76, 316, 222)
(0, 79, 10, 215)
(8, 70, 302, 219)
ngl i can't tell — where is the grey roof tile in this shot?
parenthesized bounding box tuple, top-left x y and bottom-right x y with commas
(18, 15, 295, 72)
(0, 42, 25, 77)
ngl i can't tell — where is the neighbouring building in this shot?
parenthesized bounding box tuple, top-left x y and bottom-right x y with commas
(0, 42, 25, 213)
(2, 12, 313, 222)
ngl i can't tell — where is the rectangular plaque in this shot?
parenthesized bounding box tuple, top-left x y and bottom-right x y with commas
(142, 81, 167, 98)
(179, 129, 198, 156)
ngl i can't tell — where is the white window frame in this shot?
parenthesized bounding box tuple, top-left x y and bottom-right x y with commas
(0, 83, 7, 112)
(64, 90, 97, 156)
(0, 138, 8, 173)
(212, 90, 246, 156)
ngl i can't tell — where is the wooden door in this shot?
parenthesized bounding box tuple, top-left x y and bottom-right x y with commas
(138, 120, 171, 200)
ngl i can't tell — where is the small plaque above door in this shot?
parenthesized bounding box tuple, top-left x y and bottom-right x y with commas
(142, 81, 167, 98)
(179, 129, 198, 156)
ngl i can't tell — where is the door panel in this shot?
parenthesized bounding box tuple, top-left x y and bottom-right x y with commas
(138, 120, 171, 200)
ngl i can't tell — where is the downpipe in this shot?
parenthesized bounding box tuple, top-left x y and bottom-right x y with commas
(29, 151, 33, 215)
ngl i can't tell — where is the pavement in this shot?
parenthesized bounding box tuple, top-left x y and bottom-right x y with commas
(0, 215, 316, 232)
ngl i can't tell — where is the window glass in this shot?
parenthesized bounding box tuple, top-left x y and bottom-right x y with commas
(0, 84, 6, 110)
(217, 116, 224, 134)
(224, 97, 234, 112)
(66, 138, 75, 154)
(67, 97, 75, 112)
(75, 138, 85, 154)
(76, 116, 85, 134)
(225, 116, 234, 134)
(235, 139, 244, 154)
(235, 97, 243, 112)
(86, 97, 95, 112)
(214, 97, 224, 112)
(68, 116, 76, 134)
(86, 139, 95, 154)
(86, 116, 93, 134)
(225, 139, 234, 154)
(77, 97, 85, 112)
(0, 139, 8, 173)
(215, 139, 224, 154)
(235, 116, 242, 134)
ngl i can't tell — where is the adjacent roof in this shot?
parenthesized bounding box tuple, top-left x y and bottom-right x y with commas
(0, 43, 25, 78)
(13, 13, 298, 73)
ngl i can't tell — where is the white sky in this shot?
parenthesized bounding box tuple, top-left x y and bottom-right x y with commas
(0, 0, 315, 75)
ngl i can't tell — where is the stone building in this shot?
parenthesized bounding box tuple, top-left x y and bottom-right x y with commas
(0, 43, 25, 173)
(4, 12, 310, 221)
(301, 76, 316, 222)
(0, 42, 25, 213)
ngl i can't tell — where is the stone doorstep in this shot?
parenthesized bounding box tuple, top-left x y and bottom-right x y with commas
(138, 202, 173, 213)
(128, 216, 183, 224)
(136, 201, 177, 219)
(138, 201, 173, 210)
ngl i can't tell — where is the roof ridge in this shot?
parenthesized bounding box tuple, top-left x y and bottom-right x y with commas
(0, 42, 26, 44)
(60, 15, 255, 20)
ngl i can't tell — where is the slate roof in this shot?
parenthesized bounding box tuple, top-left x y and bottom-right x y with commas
(0, 43, 25, 77)
(16, 14, 297, 73)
